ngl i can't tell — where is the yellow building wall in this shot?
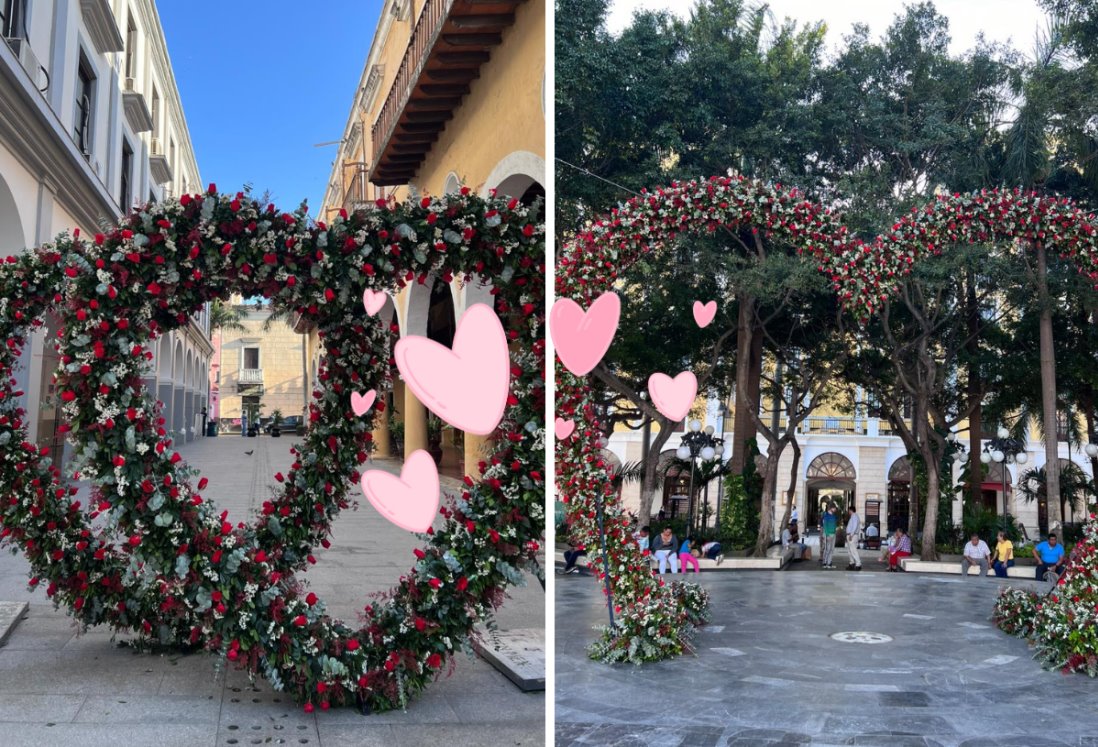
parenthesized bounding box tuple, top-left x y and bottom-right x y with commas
(220, 308, 306, 425)
(399, 0, 545, 198)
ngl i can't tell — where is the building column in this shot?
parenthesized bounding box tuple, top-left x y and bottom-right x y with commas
(157, 382, 174, 437)
(464, 432, 487, 479)
(371, 413, 391, 458)
(184, 389, 195, 441)
(403, 387, 428, 460)
(172, 386, 185, 442)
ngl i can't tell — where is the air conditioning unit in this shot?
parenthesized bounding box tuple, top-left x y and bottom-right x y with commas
(123, 76, 136, 92)
(150, 136, 164, 156)
(5, 37, 45, 90)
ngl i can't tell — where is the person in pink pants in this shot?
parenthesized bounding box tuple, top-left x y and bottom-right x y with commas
(679, 537, 700, 573)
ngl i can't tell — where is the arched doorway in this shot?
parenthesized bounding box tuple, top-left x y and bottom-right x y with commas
(806, 452, 856, 528)
(425, 278, 460, 476)
(983, 461, 1011, 515)
(887, 456, 915, 532)
(657, 449, 687, 521)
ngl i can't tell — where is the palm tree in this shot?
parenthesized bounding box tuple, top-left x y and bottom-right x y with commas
(210, 299, 247, 333)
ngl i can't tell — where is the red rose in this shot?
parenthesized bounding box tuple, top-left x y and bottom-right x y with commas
(346, 639, 359, 651)
(61, 391, 76, 402)
(429, 578, 441, 589)
(522, 224, 535, 237)
(303, 703, 314, 714)
(147, 281, 161, 295)
(427, 653, 442, 669)
(112, 455, 126, 467)
(305, 592, 318, 606)
(293, 614, 307, 626)
(456, 577, 468, 591)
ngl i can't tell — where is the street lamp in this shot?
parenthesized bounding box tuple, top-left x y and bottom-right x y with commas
(979, 426, 1027, 527)
(676, 419, 725, 534)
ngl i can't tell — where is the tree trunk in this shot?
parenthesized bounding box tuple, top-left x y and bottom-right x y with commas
(637, 424, 674, 529)
(777, 437, 802, 531)
(1037, 242, 1062, 525)
(752, 439, 785, 557)
(730, 293, 755, 474)
(966, 267, 984, 506)
(920, 449, 941, 560)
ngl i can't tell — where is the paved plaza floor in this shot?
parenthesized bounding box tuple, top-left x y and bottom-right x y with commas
(0, 435, 544, 746)
(556, 570, 1098, 747)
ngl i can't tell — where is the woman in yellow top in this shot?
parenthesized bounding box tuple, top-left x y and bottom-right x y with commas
(992, 530, 1015, 578)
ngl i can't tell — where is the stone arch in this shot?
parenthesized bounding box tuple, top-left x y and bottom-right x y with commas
(171, 339, 185, 438)
(483, 150, 545, 206)
(0, 174, 29, 410)
(806, 452, 857, 527)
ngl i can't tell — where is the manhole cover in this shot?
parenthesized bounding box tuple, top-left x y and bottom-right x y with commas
(830, 631, 893, 644)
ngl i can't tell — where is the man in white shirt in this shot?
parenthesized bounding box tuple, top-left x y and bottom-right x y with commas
(962, 533, 991, 577)
(845, 505, 862, 571)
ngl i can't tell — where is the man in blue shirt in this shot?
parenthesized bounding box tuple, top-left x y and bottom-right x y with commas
(820, 505, 838, 569)
(1033, 533, 1066, 580)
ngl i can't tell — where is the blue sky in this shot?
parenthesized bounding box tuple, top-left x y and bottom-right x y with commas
(158, 1, 385, 217)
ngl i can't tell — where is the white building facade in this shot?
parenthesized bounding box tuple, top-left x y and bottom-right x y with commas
(609, 399, 1096, 543)
(0, 0, 210, 461)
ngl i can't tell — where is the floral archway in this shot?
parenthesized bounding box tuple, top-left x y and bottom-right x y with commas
(0, 185, 544, 712)
(556, 175, 1098, 663)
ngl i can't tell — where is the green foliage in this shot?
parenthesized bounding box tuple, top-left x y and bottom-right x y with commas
(719, 441, 763, 548)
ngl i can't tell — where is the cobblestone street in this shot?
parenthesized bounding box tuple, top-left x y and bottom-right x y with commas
(0, 434, 544, 746)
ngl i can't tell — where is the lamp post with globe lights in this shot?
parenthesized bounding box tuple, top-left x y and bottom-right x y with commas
(979, 426, 1028, 527)
(676, 419, 725, 535)
(1085, 443, 1098, 510)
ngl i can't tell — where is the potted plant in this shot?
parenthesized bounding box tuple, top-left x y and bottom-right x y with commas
(427, 414, 444, 466)
(270, 409, 283, 438)
(388, 416, 405, 456)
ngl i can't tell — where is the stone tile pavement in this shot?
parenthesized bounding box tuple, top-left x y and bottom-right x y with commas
(556, 570, 1098, 747)
(0, 434, 544, 746)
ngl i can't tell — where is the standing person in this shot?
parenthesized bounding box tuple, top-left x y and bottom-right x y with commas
(651, 526, 680, 574)
(845, 505, 862, 571)
(992, 531, 1015, 578)
(888, 527, 912, 571)
(791, 505, 799, 524)
(820, 504, 838, 569)
(1033, 532, 1067, 581)
(679, 536, 700, 573)
(961, 533, 991, 577)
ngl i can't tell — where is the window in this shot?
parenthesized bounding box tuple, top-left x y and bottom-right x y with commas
(2, 0, 27, 39)
(124, 12, 137, 79)
(169, 136, 176, 179)
(151, 86, 160, 136)
(120, 140, 133, 210)
(243, 347, 259, 370)
(74, 56, 95, 156)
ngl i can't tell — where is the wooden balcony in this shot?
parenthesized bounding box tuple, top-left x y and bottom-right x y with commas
(370, 0, 526, 186)
(341, 161, 371, 214)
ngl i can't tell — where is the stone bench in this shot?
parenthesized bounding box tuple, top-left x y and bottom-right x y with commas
(553, 549, 789, 572)
(899, 558, 1037, 579)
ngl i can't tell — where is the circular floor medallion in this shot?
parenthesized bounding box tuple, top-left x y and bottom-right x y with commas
(830, 631, 893, 644)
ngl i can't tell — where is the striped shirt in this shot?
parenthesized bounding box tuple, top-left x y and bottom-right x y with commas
(892, 534, 912, 554)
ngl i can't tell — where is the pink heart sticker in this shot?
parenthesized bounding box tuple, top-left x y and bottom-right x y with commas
(693, 300, 717, 328)
(555, 417, 575, 440)
(351, 390, 377, 417)
(394, 303, 509, 436)
(359, 450, 440, 533)
(647, 371, 698, 422)
(362, 289, 388, 316)
(549, 292, 620, 376)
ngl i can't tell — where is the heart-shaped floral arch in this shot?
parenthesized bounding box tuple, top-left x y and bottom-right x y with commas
(556, 175, 1098, 663)
(0, 184, 544, 712)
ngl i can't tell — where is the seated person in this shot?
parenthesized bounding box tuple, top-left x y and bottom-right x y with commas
(961, 533, 991, 577)
(1033, 532, 1067, 580)
(700, 539, 724, 565)
(781, 520, 811, 561)
(679, 537, 700, 573)
(887, 528, 912, 571)
(650, 526, 680, 574)
(879, 529, 898, 563)
(633, 525, 650, 552)
(992, 530, 1015, 578)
